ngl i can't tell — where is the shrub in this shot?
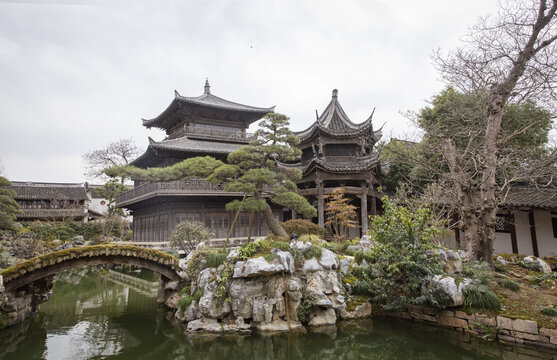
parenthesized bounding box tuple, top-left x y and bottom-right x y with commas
(354, 250, 373, 264)
(355, 197, 442, 311)
(178, 289, 204, 311)
(280, 219, 326, 237)
(272, 241, 290, 251)
(303, 244, 322, 259)
(298, 234, 322, 245)
(297, 292, 316, 323)
(496, 278, 520, 292)
(170, 221, 212, 254)
(530, 272, 557, 284)
(494, 264, 507, 273)
(238, 239, 271, 260)
(462, 284, 500, 311)
(540, 307, 557, 316)
(206, 249, 228, 268)
(462, 262, 495, 286)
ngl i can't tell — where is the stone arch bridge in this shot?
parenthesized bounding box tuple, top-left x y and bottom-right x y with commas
(0, 244, 182, 328)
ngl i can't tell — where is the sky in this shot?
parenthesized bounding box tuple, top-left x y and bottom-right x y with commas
(0, 0, 500, 183)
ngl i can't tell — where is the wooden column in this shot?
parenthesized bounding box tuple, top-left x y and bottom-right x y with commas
(528, 210, 540, 257)
(361, 183, 369, 234)
(510, 213, 518, 254)
(316, 179, 324, 227)
(292, 210, 297, 220)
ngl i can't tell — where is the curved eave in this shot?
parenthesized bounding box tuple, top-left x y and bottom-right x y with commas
(300, 154, 381, 175)
(142, 91, 275, 130)
(296, 120, 381, 144)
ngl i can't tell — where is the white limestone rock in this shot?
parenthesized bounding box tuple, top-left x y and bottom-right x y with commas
(256, 320, 304, 332)
(308, 308, 337, 326)
(232, 256, 288, 278)
(339, 257, 353, 275)
(318, 248, 339, 270)
(226, 248, 240, 260)
(302, 258, 324, 273)
(339, 302, 372, 320)
(196, 267, 217, 291)
(198, 282, 231, 319)
(187, 318, 223, 333)
(524, 256, 552, 273)
(422, 275, 472, 307)
(496, 256, 507, 264)
(164, 280, 180, 290)
(271, 249, 295, 273)
(444, 249, 462, 274)
(290, 241, 312, 253)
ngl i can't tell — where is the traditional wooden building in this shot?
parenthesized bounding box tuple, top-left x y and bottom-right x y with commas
(292, 89, 387, 237)
(116, 80, 282, 243)
(11, 182, 91, 222)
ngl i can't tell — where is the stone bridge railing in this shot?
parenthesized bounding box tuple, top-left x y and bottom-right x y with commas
(0, 244, 182, 328)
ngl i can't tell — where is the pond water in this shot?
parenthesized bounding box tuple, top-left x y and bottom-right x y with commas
(0, 266, 554, 360)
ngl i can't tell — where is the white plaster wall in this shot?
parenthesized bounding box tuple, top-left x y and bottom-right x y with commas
(89, 197, 108, 215)
(513, 211, 533, 255)
(494, 232, 513, 254)
(533, 209, 557, 257)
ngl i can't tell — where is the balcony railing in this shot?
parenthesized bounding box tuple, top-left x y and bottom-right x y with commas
(169, 125, 255, 142)
(117, 179, 232, 205)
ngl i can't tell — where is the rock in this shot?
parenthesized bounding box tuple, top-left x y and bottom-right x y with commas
(422, 275, 471, 307)
(223, 318, 252, 333)
(308, 308, 337, 326)
(55, 242, 73, 251)
(51, 239, 62, 247)
(179, 258, 189, 271)
(198, 282, 231, 319)
(256, 320, 304, 332)
(290, 241, 312, 253)
(524, 256, 552, 273)
(306, 270, 344, 310)
(444, 249, 462, 274)
(229, 276, 286, 321)
(233, 256, 288, 278)
(183, 302, 199, 322)
(271, 249, 295, 273)
(302, 258, 324, 273)
(227, 248, 240, 260)
(496, 256, 507, 264)
(196, 241, 208, 251)
(164, 280, 180, 291)
(318, 248, 339, 270)
(339, 302, 372, 319)
(72, 235, 84, 245)
(164, 293, 180, 309)
(359, 235, 373, 246)
(339, 257, 352, 275)
(187, 318, 223, 333)
(457, 250, 469, 262)
(196, 267, 216, 291)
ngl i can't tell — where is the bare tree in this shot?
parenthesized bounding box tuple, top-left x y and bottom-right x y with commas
(82, 138, 138, 183)
(432, 0, 557, 265)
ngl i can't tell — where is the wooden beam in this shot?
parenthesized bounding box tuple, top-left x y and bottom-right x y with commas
(528, 210, 540, 257)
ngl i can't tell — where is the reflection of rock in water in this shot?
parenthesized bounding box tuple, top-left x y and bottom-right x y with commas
(0, 314, 47, 359)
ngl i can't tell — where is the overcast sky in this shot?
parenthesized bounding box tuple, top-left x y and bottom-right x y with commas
(0, 0, 499, 183)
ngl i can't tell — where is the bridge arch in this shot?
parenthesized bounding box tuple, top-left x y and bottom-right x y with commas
(1, 244, 181, 292)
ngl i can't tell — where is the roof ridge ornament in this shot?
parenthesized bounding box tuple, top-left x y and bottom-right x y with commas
(332, 89, 338, 99)
(204, 78, 211, 94)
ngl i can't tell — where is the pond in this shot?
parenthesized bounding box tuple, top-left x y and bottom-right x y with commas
(0, 266, 554, 359)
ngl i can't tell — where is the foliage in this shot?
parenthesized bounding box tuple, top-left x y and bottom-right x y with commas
(324, 187, 358, 241)
(462, 284, 501, 311)
(462, 262, 495, 286)
(530, 272, 557, 285)
(297, 292, 316, 323)
(540, 308, 557, 317)
(186, 250, 207, 280)
(178, 289, 204, 311)
(95, 179, 128, 219)
(206, 249, 228, 268)
(495, 278, 520, 292)
(414, 286, 453, 310)
(280, 219, 326, 237)
(169, 221, 212, 254)
(297, 234, 321, 245)
(0, 176, 22, 231)
(238, 239, 271, 260)
(354, 250, 373, 264)
(303, 244, 322, 260)
(272, 241, 290, 251)
(351, 197, 442, 311)
(511, 260, 540, 272)
(494, 264, 507, 273)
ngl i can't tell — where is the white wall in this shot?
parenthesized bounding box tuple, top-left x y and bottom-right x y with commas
(533, 209, 557, 257)
(494, 232, 513, 254)
(514, 211, 533, 255)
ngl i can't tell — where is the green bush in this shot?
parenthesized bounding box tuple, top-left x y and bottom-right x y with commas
(238, 239, 271, 260)
(303, 244, 323, 259)
(298, 234, 322, 245)
(170, 221, 212, 254)
(178, 289, 204, 311)
(206, 249, 228, 268)
(272, 241, 290, 251)
(462, 262, 495, 286)
(540, 307, 557, 316)
(280, 219, 326, 237)
(296, 292, 317, 323)
(353, 197, 442, 311)
(462, 284, 500, 311)
(496, 278, 520, 292)
(354, 250, 373, 264)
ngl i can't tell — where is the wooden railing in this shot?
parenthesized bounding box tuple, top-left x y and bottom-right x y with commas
(117, 179, 233, 204)
(169, 125, 255, 142)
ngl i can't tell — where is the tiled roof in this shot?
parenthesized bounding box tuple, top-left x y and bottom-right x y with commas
(142, 80, 274, 130)
(279, 153, 381, 175)
(295, 89, 382, 142)
(18, 209, 87, 219)
(11, 182, 88, 201)
(503, 187, 557, 210)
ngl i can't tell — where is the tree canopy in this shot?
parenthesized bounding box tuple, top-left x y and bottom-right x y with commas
(0, 176, 22, 231)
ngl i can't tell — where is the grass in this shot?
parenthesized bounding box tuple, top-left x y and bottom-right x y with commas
(462, 284, 501, 311)
(495, 278, 520, 292)
(303, 245, 323, 260)
(206, 249, 228, 268)
(540, 308, 557, 317)
(178, 289, 204, 311)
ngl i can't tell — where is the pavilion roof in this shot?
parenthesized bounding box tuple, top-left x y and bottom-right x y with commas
(142, 79, 275, 130)
(503, 186, 557, 210)
(278, 152, 382, 175)
(295, 89, 382, 143)
(11, 182, 88, 201)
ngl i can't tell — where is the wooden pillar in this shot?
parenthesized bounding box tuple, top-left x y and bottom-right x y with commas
(510, 213, 518, 254)
(528, 210, 540, 257)
(292, 210, 297, 220)
(317, 179, 324, 227)
(361, 184, 369, 234)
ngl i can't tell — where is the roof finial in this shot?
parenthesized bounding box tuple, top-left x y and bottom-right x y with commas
(332, 89, 338, 99)
(204, 78, 211, 94)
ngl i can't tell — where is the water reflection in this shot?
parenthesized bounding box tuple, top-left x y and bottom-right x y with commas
(0, 266, 555, 360)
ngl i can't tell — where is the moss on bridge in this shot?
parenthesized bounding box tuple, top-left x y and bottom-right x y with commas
(1, 244, 179, 283)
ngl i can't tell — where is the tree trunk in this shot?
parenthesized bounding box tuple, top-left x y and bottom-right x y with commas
(263, 201, 287, 237)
